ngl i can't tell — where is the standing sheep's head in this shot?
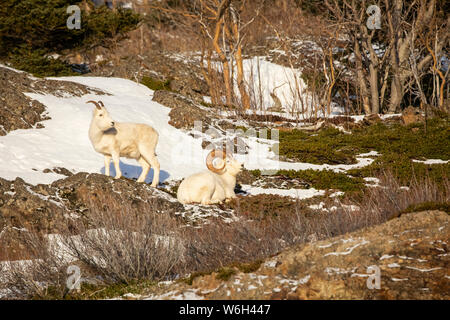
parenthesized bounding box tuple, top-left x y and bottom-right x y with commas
(206, 149, 243, 176)
(87, 101, 115, 131)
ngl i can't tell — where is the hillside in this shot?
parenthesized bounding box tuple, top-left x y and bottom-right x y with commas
(0, 0, 448, 302)
(0, 63, 448, 300)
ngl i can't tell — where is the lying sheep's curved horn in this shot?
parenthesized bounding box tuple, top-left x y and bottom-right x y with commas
(86, 100, 102, 110)
(206, 149, 226, 173)
(98, 101, 104, 107)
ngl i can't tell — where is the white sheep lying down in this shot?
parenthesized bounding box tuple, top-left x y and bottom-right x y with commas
(87, 100, 160, 187)
(177, 150, 243, 205)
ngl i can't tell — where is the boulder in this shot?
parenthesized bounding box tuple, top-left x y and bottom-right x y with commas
(168, 103, 212, 130)
(362, 114, 382, 126)
(152, 90, 196, 110)
(402, 106, 424, 126)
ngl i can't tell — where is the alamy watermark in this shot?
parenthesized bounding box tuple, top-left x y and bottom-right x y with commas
(190, 121, 280, 175)
(366, 5, 382, 30)
(66, 265, 81, 292)
(66, 5, 81, 30)
(366, 265, 381, 289)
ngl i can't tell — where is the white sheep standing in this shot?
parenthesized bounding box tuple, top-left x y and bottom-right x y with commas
(87, 100, 160, 187)
(177, 149, 243, 205)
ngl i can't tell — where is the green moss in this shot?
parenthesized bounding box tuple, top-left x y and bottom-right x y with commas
(182, 261, 262, 286)
(234, 260, 263, 273)
(279, 117, 449, 187)
(280, 118, 449, 164)
(279, 127, 357, 164)
(34, 280, 156, 300)
(250, 169, 262, 178)
(215, 267, 237, 281)
(140, 76, 171, 91)
(282, 169, 364, 191)
(348, 155, 449, 187)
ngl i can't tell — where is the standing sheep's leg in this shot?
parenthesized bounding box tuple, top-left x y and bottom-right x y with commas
(104, 155, 111, 177)
(111, 152, 122, 179)
(137, 157, 150, 183)
(149, 156, 160, 187)
(141, 150, 160, 187)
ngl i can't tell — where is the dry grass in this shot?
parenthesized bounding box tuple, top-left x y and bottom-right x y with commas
(355, 170, 449, 219)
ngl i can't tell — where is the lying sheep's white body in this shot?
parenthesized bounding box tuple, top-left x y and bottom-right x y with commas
(87, 101, 160, 187)
(177, 155, 242, 205)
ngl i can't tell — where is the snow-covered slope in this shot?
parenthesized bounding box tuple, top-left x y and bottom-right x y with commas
(231, 57, 344, 116)
(0, 71, 374, 187)
(0, 76, 206, 185)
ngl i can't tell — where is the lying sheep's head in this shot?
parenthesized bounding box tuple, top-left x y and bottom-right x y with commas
(206, 150, 243, 176)
(87, 101, 115, 131)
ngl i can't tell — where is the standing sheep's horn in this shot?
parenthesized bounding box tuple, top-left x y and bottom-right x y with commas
(98, 101, 104, 107)
(206, 149, 226, 173)
(86, 100, 102, 110)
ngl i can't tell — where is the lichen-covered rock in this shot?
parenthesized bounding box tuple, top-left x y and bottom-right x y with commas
(0, 177, 63, 233)
(402, 106, 424, 126)
(168, 103, 212, 130)
(362, 114, 382, 126)
(152, 90, 197, 110)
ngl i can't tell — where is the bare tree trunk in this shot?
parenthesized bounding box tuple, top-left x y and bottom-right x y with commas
(380, 64, 390, 110)
(368, 63, 380, 114)
(200, 38, 218, 105)
(230, 6, 251, 110)
(387, 0, 437, 113)
(212, 17, 233, 106)
(354, 40, 371, 114)
(326, 48, 336, 115)
(426, 33, 446, 109)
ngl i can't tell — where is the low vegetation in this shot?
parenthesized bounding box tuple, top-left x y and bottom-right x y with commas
(140, 76, 172, 91)
(250, 169, 365, 192)
(279, 117, 449, 187)
(2, 169, 447, 299)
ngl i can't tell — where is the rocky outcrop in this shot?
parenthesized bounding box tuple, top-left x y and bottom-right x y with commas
(0, 173, 183, 235)
(402, 106, 424, 126)
(140, 210, 449, 300)
(168, 102, 213, 130)
(0, 66, 105, 135)
(152, 90, 199, 110)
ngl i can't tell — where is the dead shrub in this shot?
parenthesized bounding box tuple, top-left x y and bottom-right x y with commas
(60, 200, 185, 285)
(0, 231, 69, 299)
